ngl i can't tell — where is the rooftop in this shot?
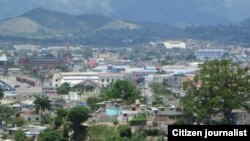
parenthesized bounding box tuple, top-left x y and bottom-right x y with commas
(164, 40, 185, 44)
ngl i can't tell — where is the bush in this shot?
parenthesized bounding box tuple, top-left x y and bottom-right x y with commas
(8, 117, 26, 127)
(2, 134, 7, 139)
(38, 129, 68, 141)
(131, 132, 146, 141)
(129, 114, 146, 126)
(113, 119, 119, 126)
(118, 126, 132, 138)
(143, 128, 160, 136)
(87, 125, 119, 140)
(173, 119, 187, 125)
(14, 130, 28, 141)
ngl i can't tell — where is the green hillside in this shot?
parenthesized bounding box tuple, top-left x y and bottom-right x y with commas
(22, 8, 90, 33)
(0, 17, 52, 36)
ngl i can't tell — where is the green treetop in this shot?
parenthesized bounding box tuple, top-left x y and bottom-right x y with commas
(181, 59, 250, 124)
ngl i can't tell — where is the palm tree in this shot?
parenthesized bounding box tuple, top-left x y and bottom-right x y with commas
(33, 95, 51, 125)
(73, 84, 85, 104)
(0, 87, 4, 103)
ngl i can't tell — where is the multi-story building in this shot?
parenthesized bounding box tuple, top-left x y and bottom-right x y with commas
(18, 57, 63, 67)
(52, 72, 99, 87)
(145, 74, 173, 86)
(52, 71, 126, 89)
(99, 73, 125, 88)
(195, 49, 227, 60)
(92, 51, 119, 61)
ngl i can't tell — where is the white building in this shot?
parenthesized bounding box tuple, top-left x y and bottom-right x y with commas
(195, 49, 226, 60)
(163, 41, 187, 49)
(8, 68, 21, 74)
(161, 65, 198, 75)
(0, 54, 7, 65)
(14, 45, 40, 51)
(99, 73, 125, 88)
(52, 72, 99, 87)
(145, 74, 173, 86)
(52, 72, 126, 88)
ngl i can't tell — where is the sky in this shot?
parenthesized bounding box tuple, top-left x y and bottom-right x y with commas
(1, 0, 250, 25)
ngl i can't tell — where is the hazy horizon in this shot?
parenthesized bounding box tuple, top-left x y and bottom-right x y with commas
(2, 0, 250, 26)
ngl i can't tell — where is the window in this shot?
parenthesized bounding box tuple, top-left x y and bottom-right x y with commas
(28, 118, 31, 121)
(102, 79, 104, 82)
(112, 79, 114, 82)
(107, 79, 109, 82)
(36, 117, 39, 121)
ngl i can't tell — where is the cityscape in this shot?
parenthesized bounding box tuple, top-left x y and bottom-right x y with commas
(0, 1, 250, 141)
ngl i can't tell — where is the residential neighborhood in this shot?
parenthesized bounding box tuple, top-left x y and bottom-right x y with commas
(1, 1, 250, 141)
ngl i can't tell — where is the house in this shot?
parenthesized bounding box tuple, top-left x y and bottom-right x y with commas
(42, 86, 57, 94)
(151, 107, 189, 126)
(86, 60, 97, 68)
(21, 113, 41, 125)
(121, 110, 141, 121)
(231, 109, 250, 124)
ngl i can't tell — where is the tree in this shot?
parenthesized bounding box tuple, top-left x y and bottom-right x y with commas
(14, 130, 28, 141)
(73, 84, 95, 102)
(33, 95, 51, 125)
(9, 117, 26, 127)
(86, 97, 103, 112)
(67, 106, 90, 140)
(105, 80, 141, 104)
(53, 108, 68, 129)
(0, 87, 4, 103)
(38, 129, 68, 141)
(0, 105, 14, 124)
(52, 109, 70, 139)
(73, 84, 85, 102)
(181, 60, 250, 124)
(57, 83, 71, 95)
(150, 83, 173, 106)
(118, 126, 132, 138)
(150, 83, 171, 96)
(84, 85, 95, 92)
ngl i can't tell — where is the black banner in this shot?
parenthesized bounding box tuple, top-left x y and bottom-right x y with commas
(168, 125, 250, 141)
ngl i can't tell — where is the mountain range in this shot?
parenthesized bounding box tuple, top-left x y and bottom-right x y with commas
(0, 8, 142, 37)
(2, 0, 250, 26)
(1, 7, 250, 47)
